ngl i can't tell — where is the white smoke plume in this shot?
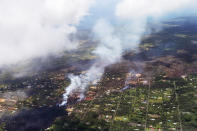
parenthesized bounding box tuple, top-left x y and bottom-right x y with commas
(61, 19, 122, 105)
(61, 0, 197, 105)
(0, 0, 95, 67)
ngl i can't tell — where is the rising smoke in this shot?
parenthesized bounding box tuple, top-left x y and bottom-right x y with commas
(61, 0, 197, 105)
(0, 0, 195, 105)
(61, 19, 122, 105)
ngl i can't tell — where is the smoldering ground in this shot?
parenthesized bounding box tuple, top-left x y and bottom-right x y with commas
(61, 0, 197, 105)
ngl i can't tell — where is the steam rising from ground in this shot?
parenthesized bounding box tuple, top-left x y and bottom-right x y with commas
(61, 0, 197, 105)
(0, 0, 94, 67)
(61, 19, 122, 105)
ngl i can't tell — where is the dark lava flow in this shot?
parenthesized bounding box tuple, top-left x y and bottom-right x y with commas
(0, 106, 66, 131)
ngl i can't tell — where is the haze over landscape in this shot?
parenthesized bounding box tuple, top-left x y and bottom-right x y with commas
(0, 0, 197, 131)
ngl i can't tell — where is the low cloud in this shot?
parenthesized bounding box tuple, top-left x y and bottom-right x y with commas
(0, 0, 95, 67)
(116, 0, 197, 19)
